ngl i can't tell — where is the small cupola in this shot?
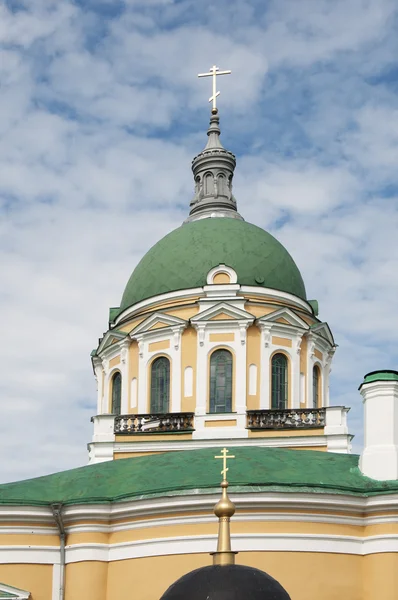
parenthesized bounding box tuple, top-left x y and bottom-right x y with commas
(186, 109, 244, 222)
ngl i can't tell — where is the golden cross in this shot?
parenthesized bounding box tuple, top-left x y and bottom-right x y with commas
(198, 65, 231, 111)
(214, 447, 235, 481)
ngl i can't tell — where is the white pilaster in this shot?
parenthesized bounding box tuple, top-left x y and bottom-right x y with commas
(137, 336, 146, 413)
(259, 324, 272, 409)
(194, 325, 207, 417)
(120, 339, 131, 415)
(292, 334, 302, 409)
(306, 334, 315, 408)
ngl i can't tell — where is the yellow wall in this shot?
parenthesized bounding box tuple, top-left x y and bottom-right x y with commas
(128, 340, 139, 413)
(65, 561, 108, 600)
(363, 553, 398, 600)
(0, 564, 53, 600)
(104, 551, 363, 600)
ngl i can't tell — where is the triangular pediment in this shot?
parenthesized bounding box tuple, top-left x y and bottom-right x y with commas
(0, 584, 30, 599)
(257, 308, 309, 330)
(311, 322, 335, 346)
(97, 329, 128, 354)
(191, 302, 255, 323)
(210, 312, 235, 321)
(131, 312, 187, 336)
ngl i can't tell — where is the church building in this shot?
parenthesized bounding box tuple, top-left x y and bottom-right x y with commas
(1, 67, 398, 600)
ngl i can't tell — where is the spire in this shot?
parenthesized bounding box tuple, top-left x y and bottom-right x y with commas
(211, 448, 237, 566)
(185, 64, 244, 223)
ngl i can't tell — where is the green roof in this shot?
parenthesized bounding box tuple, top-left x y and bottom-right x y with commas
(119, 219, 307, 314)
(361, 370, 398, 387)
(0, 447, 397, 506)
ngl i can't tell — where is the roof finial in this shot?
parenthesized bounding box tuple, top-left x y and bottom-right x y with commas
(198, 65, 231, 112)
(184, 67, 243, 223)
(211, 448, 237, 566)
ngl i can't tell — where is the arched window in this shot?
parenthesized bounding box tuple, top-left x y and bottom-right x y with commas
(210, 349, 233, 413)
(204, 173, 213, 196)
(217, 173, 226, 195)
(271, 353, 288, 410)
(150, 357, 170, 414)
(313, 366, 320, 408)
(111, 372, 122, 415)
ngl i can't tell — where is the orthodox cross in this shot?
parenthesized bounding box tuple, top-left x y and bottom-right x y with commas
(198, 65, 231, 111)
(215, 447, 235, 481)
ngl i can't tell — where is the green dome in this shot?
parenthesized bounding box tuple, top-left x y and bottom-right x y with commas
(120, 218, 306, 312)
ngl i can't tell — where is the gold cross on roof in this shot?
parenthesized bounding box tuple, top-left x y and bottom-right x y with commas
(198, 64, 231, 111)
(214, 447, 235, 481)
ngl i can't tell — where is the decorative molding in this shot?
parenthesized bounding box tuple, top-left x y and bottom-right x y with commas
(130, 312, 187, 338)
(206, 264, 238, 285)
(114, 285, 312, 326)
(2, 533, 398, 566)
(0, 583, 31, 599)
(191, 301, 254, 324)
(257, 307, 309, 330)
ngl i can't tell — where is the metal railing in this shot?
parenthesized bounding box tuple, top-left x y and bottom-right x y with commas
(114, 412, 195, 434)
(247, 408, 326, 430)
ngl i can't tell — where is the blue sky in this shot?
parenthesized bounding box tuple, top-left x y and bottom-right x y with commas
(1, 0, 398, 482)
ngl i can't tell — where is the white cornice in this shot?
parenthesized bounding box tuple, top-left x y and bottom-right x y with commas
(114, 285, 312, 326)
(3, 489, 398, 529)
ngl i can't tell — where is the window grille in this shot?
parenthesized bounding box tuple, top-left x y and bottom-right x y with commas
(271, 353, 288, 409)
(111, 372, 122, 415)
(150, 357, 170, 413)
(210, 349, 233, 413)
(313, 366, 320, 408)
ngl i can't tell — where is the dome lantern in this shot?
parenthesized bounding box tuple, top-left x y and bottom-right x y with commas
(186, 109, 244, 223)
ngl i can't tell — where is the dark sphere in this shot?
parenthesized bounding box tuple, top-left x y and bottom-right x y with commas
(160, 564, 291, 600)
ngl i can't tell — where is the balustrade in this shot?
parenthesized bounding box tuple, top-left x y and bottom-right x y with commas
(114, 412, 195, 434)
(247, 408, 326, 430)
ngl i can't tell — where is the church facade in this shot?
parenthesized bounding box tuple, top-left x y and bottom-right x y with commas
(1, 100, 398, 600)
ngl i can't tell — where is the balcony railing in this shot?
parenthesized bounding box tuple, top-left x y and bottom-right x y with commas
(114, 412, 195, 434)
(247, 408, 326, 430)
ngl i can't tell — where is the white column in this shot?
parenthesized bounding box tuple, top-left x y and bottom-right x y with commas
(171, 326, 183, 412)
(360, 375, 398, 480)
(306, 334, 315, 408)
(120, 339, 131, 415)
(292, 335, 302, 408)
(235, 324, 248, 414)
(259, 324, 272, 409)
(93, 358, 104, 415)
(102, 359, 110, 413)
(136, 337, 147, 413)
(323, 349, 334, 407)
(194, 325, 207, 416)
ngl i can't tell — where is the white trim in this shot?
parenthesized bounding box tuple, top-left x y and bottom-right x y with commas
(114, 286, 312, 326)
(257, 307, 309, 330)
(0, 583, 30, 599)
(206, 264, 238, 285)
(191, 302, 254, 323)
(3, 533, 398, 565)
(115, 288, 205, 325)
(112, 435, 327, 454)
(130, 312, 187, 337)
(0, 526, 57, 535)
(0, 546, 59, 564)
